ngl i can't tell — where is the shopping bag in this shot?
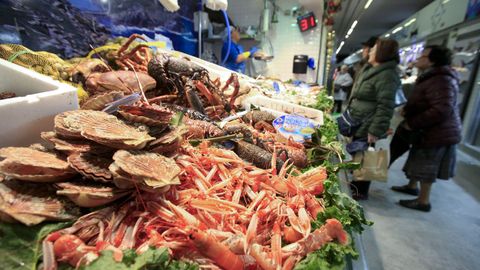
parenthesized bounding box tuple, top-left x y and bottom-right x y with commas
(352, 148, 389, 182)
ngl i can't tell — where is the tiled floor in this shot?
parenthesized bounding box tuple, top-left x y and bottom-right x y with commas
(353, 151, 480, 270)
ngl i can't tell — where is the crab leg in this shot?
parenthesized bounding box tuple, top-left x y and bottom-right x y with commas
(117, 34, 148, 57)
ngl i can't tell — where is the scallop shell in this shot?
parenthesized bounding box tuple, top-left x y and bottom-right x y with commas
(0, 147, 76, 182)
(41, 131, 111, 154)
(0, 147, 72, 170)
(80, 119, 155, 150)
(81, 90, 124, 111)
(56, 181, 131, 208)
(118, 105, 173, 126)
(54, 110, 115, 139)
(0, 181, 80, 226)
(111, 150, 181, 189)
(109, 163, 171, 193)
(67, 152, 113, 182)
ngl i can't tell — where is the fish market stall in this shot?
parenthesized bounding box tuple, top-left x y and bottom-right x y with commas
(0, 34, 370, 270)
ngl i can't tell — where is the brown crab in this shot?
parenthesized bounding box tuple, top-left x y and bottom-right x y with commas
(56, 181, 132, 208)
(0, 147, 76, 182)
(109, 150, 181, 191)
(85, 70, 156, 95)
(69, 58, 109, 84)
(0, 181, 80, 226)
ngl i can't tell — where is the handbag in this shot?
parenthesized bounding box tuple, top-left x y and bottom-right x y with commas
(336, 109, 370, 137)
(352, 147, 389, 182)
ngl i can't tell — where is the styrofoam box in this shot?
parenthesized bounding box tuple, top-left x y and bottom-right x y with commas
(242, 95, 324, 125)
(0, 59, 78, 147)
(157, 48, 255, 84)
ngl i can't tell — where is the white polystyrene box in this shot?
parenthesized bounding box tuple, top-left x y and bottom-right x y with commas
(242, 95, 324, 125)
(0, 59, 78, 147)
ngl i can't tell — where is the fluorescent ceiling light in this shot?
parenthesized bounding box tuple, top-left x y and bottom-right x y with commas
(345, 34, 349, 39)
(404, 18, 416, 27)
(346, 20, 358, 36)
(385, 33, 391, 38)
(364, 0, 373, 9)
(442, 0, 450, 4)
(392, 26, 403, 34)
(336, 41, 345, 55)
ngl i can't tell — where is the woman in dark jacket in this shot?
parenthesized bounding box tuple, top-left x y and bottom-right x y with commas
(392, 45, 462, 212)
(349, 39, 401, 200)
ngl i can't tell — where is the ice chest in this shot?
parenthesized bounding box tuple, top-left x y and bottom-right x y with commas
(0, 59, 78, 147)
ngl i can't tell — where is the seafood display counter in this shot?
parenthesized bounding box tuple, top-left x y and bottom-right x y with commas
(0, 36, 370, 270)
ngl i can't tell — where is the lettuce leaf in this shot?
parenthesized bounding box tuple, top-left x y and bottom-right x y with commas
(294, 242, 358, 270)
(0, 222, 71, 270)
(81, 247, 198, 270)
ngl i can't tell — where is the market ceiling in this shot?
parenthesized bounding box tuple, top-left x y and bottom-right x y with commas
(333, 0, 434, 57)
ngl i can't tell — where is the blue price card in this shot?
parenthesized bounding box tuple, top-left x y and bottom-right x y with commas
(272, 114, 318, 142)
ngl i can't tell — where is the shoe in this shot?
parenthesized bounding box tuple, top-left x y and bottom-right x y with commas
(352, 193, 368, 201)
(399, 199, 431, 212)
(391, 185, 419, 196)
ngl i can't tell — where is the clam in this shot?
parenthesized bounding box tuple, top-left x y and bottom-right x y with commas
(56, 181, 131, 208)
(0, 147, 76, 182)
(109, 150, 181, 190)
(0, 181, 80, 226)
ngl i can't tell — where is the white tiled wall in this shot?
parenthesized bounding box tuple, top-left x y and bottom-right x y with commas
(227, 0, 322, 83)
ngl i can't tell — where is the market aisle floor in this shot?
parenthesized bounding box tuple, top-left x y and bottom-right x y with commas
(355, 150, 480, 270)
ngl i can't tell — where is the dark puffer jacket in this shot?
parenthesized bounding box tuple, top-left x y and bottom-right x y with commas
(349, 60, 400, 138)
(404, 66, 462, 148)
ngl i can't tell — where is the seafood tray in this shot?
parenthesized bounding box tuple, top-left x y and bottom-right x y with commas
(242, 94, 324, 125)
(0, 59, 78, 147)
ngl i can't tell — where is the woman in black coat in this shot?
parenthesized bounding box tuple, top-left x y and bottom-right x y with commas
(391, 45, 462, 212)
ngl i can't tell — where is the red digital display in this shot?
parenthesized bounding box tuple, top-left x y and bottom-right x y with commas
(297, 12, 317, 32)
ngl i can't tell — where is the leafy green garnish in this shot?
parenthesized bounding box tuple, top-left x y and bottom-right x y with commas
(294, 242, 358, 270)
(170, 112, 185, 127)
(305, 91, 334, 112)
(81, 247, 198, 270)
(0, 222, 71, 270)
(317, 160, 373, 233)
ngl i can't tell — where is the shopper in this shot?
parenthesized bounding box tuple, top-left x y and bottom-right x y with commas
(392, 46, 462, 212)
(356, 36, 378, 77)
(333, 64, 353, 113)
(221, 27, 258, 74)
(349, 39, 401, 200)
